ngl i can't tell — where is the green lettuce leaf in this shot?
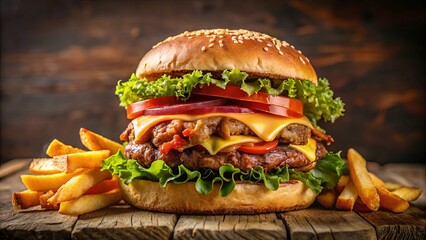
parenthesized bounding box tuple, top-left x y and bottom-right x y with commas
(102, 151, 346, 196)
(115, 69, 345, 123)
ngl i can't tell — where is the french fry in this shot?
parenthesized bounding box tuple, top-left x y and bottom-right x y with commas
(335, 178, 358, 211)
(30, 150, 110, 174)
(30, 158, 65, 174)
(80, 128, 124, 154)
(39, 190, 59, 209)
(391, 187, 422, 202)
(369, 173, 409, 213)
(46, 139, 85, 157)
(384, 182, 403, 191)
(48, 169, 112, 204)
(316, 189, 337, 209)
(12, 190, 43, 209)
(347, 148, 380, 211)
(21, 169, 83, 191)
(58, 189, 121, 215)
(85, 176, 119, 195)
(336, 175, 350, 192)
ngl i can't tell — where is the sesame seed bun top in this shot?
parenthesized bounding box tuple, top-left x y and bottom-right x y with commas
(136, 29, 317, 84)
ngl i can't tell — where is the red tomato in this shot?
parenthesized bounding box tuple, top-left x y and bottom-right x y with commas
(126, 96, 181, 119)
(144, 99, 227, 116)
(193, 85, 303, 115)
(238, 140, 279, 154)
(232, 100, 303, 118)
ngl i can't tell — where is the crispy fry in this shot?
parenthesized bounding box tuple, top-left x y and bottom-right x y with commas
(347, 148, 380, 211)
(336, 175, 350, 192)
(384, 182, 403, 191)
(12, 190, 43, 209)
(316, 189, 337, 209)
(30, 150, 110, 174)
(21, 169, 83, 191)
(46, 139, 85, 157)
(391, 187, 422, 202)
(369, 173, 409, 213)
(80, 128, 124, 154)
(48, 169, 112, 204)
(39, 190, 59, 209)
(58, 189, 121, 215)
(30, 158, 65, 174)
(85, 176, 119, 195)
(336, 178, 358, 211)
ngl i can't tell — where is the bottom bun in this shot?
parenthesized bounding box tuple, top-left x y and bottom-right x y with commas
(119, 180, 316, 214)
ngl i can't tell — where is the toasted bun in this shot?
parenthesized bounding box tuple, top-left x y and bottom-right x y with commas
(136, 29, 317, 84)
(119, 179, 316, 214)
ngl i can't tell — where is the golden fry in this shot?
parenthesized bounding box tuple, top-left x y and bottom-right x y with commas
(336, 175, 350, 192)
(58, 189, 121, 215)
(316, 189, 337, 209)
(39, 190, 59, 209)
(12, 190, 43, 209)
(384, 182, 403, 191)
(46, 139, 85, 157)
(347, 148, 380, 211)
(48, 169, 112, 204)
(335, 178, 358, 211)
(369, 173, 409, 213)
(30, 150, 110, 174)
(85, 176, 119, 195)
(80, 128, 124, 154)
(391, 187, 422, 202)
(21, 169, 83, 191)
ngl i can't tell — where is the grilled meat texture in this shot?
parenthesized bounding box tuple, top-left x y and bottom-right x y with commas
(124, 141, 327, 172)
(120, 117, 312, 147)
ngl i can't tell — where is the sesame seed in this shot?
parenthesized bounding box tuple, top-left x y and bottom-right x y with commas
(201, 46, 206, 51)
(279, 50, 284, 55)
(299, 56, 305, 64)
(208, 43, 214, 48)
(298, 50, 302, 54)
(219, 42, 224, 47)
(267, 43, 272, 47)
(238, 40, 243, 43)
(209, 38, 214, 42)
(263, 47, 269, 52)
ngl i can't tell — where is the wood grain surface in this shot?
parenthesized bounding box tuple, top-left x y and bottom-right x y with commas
(1, 159, 425, 240)
(1, 0, 425, 166)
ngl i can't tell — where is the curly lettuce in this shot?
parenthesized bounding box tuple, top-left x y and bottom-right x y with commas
(101, 151, 346, 196)
(115, 69, 345, 123)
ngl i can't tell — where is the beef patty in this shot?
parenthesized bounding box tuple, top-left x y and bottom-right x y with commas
(124, 141, 327, 172)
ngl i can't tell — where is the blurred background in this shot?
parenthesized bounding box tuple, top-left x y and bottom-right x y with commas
(1, 0, 424, 165)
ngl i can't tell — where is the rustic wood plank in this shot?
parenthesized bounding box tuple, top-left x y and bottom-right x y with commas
(357, 206, 426, 240)
(0, 159, 31, 180)
(0, 189, 77, 240)
(71, 205, 177, 240)
(280, 207, 377, 240)
(173, 214, 286, 240)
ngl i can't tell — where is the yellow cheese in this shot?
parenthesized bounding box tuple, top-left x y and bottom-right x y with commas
(132, 113, 313, 143)
(200, 136, 263, 155)
(290, 138, 317, 162)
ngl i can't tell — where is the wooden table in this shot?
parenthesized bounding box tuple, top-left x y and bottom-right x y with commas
(1, 159, 425, 240)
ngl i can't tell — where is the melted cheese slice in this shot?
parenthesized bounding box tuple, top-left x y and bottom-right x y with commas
(132, 113, 313, 143)
(290, 138, 317, 162)
(201, 136, 263, 155)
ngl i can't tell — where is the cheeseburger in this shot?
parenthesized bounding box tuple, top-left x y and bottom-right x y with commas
(102, 29, 346, 214)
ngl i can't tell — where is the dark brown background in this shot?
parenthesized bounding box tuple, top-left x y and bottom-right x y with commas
(1, 0, 425, 165)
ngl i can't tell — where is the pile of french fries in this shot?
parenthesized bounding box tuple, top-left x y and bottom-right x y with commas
(11, 128, 124, 215)
(317, 148, 422, 212)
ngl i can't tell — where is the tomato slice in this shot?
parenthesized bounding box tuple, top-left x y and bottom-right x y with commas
(144, 99, 227, 116)
(238, 140, 278, 154)
(127, 96, 182, 119)
(232, 100, 303, 118)
(193, 85, 303, 115)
